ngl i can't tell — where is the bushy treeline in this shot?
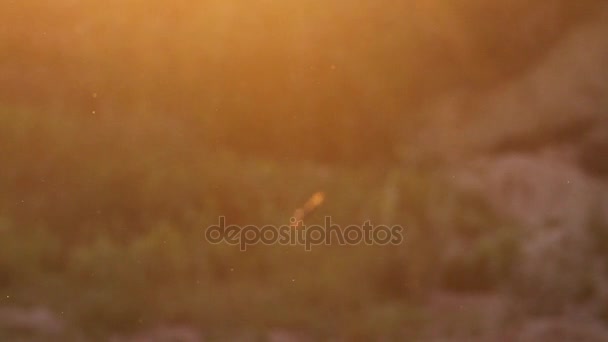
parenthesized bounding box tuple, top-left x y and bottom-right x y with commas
(0, 109, 521, 337)
(1, 0, 602, 163)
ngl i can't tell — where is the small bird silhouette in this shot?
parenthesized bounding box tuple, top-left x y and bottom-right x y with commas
(291, 192, 325, 228)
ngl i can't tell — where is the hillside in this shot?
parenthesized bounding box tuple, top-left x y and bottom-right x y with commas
(1, 1, 607, 341)
(410, 2, 608, 165)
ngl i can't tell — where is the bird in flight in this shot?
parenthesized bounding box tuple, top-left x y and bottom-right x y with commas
(291, 192, 325, 229)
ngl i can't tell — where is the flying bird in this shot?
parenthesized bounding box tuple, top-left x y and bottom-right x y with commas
(291, 192, 325, 228)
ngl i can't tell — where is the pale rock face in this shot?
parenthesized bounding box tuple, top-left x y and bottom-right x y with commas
(0, 306, 64, 335)
(516, 314, 608, 342)
(453, 153, 604, 231)
(450, 152, 608, 313)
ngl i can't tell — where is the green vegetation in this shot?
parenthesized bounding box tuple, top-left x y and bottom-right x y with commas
(1, 0, 607, 339)
(0, 107, 527, 338)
